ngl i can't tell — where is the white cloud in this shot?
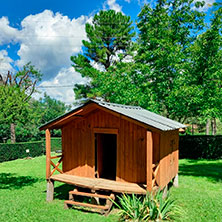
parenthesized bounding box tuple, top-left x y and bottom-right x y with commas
(192, 0, 215, 12)
(0, 50, 14, 75)
(0, 17, 18, 45)
(0, 10, 91, 103)
(33, 67, 89, 104)
(15, 10, 89, 79)
(104, 0, 122, 12)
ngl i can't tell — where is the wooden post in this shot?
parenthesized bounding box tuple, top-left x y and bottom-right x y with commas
(173, 173, 179, 187)
(146, 131, 153, 191)
(46, 179, 54, 202)
(46, 129, 51, 179)
(162, 184, 168, 199)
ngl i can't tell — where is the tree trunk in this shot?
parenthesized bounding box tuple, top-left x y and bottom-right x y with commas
(10, 123, 16, 143)
(206, 119, 210, 135)
(191, 123, 194, 135)
(212, 118, 217, 135)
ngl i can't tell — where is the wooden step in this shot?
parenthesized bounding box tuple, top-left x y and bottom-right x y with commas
(64, 200, 109, 210)
(69, 190, 114, 200)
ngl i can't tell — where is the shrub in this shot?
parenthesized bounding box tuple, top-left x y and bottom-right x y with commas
(179, 135, 222, 159)
(0, 141, 44, 162)
(42, 137, 62, 153)
(113, 190, 181, 221)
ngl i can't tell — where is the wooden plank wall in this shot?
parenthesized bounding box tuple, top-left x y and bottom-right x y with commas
(61, 108, 147, 183)
(117, 119, 146, 183)
(158, 130, 179, 189)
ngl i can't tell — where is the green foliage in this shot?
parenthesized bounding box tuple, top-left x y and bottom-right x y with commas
(113, 190, 181, 221)
(0, 63, 42, 142)
(179, 135, 222, 159)
(0, 137, 61, 163)
(0, 85, 30, 125)
(32, 93, 71, 126)
(0, 62, 42, 126)
(184, 7, 222, 121)
(43, 137, 62, 152)
(71, 9, 135, 100)
(0, 93, 69, 142)
(0, 124, 10, 143)
(0, 141, 44, 162)
(50, 137, 62, 152)
(136, 0, 205, 117)
(71, 1, 222, 131)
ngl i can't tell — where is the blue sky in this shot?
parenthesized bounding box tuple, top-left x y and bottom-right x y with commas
(0, 0, 217, 104)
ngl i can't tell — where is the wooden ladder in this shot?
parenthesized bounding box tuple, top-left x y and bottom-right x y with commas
(64, 189, 115, 215)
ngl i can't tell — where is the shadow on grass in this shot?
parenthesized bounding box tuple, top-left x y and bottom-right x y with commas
(0, 173, 40, 189)
(54, 184, 75, 200)
(179, 159, 222, 183)
(54, 184, 107, 205)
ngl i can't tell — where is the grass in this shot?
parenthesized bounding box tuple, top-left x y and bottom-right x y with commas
(0, 156, 221, 222)
(171, 159, 222, 222)
(0, 155, 118, 222)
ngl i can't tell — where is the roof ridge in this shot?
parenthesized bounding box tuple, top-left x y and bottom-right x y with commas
(91, 99, 142, 110)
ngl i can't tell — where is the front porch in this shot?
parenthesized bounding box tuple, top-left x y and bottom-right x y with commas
(50, 173, 147, 195)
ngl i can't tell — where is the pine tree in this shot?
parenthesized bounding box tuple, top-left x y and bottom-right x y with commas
(71, 10, 135, 100)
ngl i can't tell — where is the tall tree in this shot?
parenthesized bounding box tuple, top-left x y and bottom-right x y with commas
(185, 6, 222, 134)
(0, 63, 42, 143)
(71, 10, 135, 100)
(136, 0, 205, 119)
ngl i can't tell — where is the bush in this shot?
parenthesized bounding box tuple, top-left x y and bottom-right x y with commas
(113, 190, 181, 221)
(42, 137, 62, 153)
(0, 141, 44, 162)
(179, 135, 222, 159)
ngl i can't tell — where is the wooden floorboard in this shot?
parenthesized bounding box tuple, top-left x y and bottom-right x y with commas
(51, 174, 146, 194)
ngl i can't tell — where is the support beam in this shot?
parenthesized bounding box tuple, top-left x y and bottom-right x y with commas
(46, 129, 51, 179)
(146, 131, 153, 191)
(162, 184, 168, 199)
(173, 173, 179, 187)
(46, 179, 54, 202)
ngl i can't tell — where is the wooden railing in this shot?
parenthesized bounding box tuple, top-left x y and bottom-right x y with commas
(46, 129, 63, 179)
(152, 163, 159, 188)
(50, 155, 63, 177)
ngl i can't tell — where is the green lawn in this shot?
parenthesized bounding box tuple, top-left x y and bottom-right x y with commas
(171, 159, 222, 222)
(0, 156, 221, 222)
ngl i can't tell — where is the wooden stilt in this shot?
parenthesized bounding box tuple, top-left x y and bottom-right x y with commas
(162, 184, 168, 199)
(91, 190, 100, 205)
(173, 173, 179, 187)
(46, 179, 54, 202)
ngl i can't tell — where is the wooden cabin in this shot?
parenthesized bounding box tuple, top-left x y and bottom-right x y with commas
(40, 99, 186, 203)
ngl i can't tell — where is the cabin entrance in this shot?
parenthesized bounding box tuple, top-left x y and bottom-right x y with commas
(95, 133, 117, 180)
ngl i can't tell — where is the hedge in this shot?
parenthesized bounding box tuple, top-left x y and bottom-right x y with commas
(48, 137, 62, 152)
(0, 137, 62, 163)
(0, 141, 44, 163)
(179, 135, 222, 159)
(2, 136, 221, 162)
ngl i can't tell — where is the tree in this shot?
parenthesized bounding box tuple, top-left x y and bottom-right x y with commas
(185, 6, 222, 134)
(136, 0, 205, 118)
(29, 93, 71, 138)
(71, 10, 135, 100)
(32, 93, 71, 125)
(0, 63, 42, 143)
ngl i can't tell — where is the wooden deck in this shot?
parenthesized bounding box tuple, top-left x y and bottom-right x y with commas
(51, 174, 147, 194)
